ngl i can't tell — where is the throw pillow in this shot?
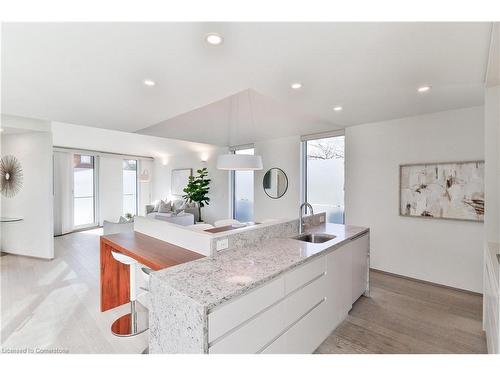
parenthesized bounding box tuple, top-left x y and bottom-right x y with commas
(153, 200, 162, 212)
(118, 216, 128, 223)
(172, 199, 184, 210)
(158, 200, 172, 213)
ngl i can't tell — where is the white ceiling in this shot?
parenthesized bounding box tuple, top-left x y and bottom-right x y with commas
(1, 22, 492, 143)
(138, 89, 337, 145)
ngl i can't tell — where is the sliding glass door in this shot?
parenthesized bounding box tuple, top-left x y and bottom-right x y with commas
(303, 135, 345, 224)
(232, 148, 255, 222)
(73, 154, 96, 228)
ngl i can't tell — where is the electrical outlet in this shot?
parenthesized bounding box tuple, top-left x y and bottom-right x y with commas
(319, 215, 325, 223)
(216, 238, 229, 251)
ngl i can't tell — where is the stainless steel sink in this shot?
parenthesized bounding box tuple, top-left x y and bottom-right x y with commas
(293, 233, 336, 243)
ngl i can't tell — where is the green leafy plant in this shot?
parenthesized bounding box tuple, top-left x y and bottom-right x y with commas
(124, 213, 133, 221)
(183, 168, 211, 222)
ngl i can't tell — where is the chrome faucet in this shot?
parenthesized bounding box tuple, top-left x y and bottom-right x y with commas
(299, 202, 314, 234)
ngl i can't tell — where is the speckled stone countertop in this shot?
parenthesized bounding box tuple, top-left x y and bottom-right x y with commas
(151, 223, 368, 311)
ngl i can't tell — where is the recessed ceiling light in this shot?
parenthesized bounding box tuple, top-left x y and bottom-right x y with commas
(417, 85, 431, 93)
(143, 79, 156, 87)
(205, 33, 223, 45)
(291, 82, 303, 90)
(333, 106, 343, 112)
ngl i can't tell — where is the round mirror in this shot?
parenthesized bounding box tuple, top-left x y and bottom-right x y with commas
(263, 168, 288, 199)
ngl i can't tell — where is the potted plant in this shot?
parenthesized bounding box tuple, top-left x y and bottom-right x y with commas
(183, 168, 211, 222)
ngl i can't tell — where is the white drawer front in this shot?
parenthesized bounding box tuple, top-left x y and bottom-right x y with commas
(284, 297, 328, 354)
(284, 272, 327, 328)
(285, 256, 326, 294)
(208, 299, 286, 354)
(208, 276, 284, 343)
(259, 332, 287, 354)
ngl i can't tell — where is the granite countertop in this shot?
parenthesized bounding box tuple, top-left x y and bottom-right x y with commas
(151, 223, 369, 311)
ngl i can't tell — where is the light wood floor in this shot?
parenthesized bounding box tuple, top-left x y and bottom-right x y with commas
(1, 228, 147, 354)
(2, 229, 487, 354)
(316, 270, 487, 354)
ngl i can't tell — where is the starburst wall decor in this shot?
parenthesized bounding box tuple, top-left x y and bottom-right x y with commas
(1, 155, 24, 198)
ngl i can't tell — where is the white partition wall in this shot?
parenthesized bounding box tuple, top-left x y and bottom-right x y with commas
(1, 115, 54, 259)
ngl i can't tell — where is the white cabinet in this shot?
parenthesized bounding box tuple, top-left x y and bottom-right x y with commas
(281, 298, 328, 354)
(206, 233, 369, 354)
(351, 233, 370, 304)
(208, 277, 284, 343)
(209, 299, 286, 354)
(484, 245, 500, 354)
(326, 243, 352, 329)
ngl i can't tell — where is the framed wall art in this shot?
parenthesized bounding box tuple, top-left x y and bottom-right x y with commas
(399, 161, 484, 222)
(171, 168, 192, 196)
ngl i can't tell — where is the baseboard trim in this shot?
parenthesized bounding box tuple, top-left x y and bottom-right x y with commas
(54, 225, 101, 237)
(370, 268, 482, 296)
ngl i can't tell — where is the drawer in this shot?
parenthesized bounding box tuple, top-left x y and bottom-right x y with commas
(259, 331, 287, 354)
(208, 299, 286, 354)
(284, 297, 328, 354)
(283, 272, 327, 328)
(285, 256, 326, 294)
(208, 276, 284, 343)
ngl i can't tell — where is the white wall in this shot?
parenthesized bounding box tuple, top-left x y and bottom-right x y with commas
(152, 147, 230, 225)
(52, 122, 218, 160)
(1, 126, 54, 259)
(254, 136, 301, 221)
(345, 106, 485, 292)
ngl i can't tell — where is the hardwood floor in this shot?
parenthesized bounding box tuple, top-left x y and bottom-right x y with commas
(1, 229, 147, 354)
(1, 229, 487, 354)
(316, 270, 487, 354)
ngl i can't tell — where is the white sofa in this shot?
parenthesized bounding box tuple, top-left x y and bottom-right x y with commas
(145, 198, 199, 224)
(151, 212, 194, 226)
(102, 220, 134, 235)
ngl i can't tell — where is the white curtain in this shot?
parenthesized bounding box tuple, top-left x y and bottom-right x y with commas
(138, 159, 153, 215)
(53, 151, 74, 235)
(99, 156, 123, 225)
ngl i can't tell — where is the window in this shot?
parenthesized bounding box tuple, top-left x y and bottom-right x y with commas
(73, 154, 96, 227)
(123, 159, 138, 216)
(232, 148, 255, 222)
(303, 135, 345, 224)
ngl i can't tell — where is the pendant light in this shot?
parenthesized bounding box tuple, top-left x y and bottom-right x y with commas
(216, 91, 263, 171)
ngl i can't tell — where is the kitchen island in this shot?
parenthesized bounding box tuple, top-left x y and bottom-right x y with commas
(149, 221, 370, 354)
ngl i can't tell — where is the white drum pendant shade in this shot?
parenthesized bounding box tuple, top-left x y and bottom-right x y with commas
(216, 154, 263, 171)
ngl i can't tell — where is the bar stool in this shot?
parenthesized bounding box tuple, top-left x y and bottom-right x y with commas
(110, 251, 149, 337)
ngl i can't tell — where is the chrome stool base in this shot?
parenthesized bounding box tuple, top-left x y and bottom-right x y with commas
(111, 303, 148, 337)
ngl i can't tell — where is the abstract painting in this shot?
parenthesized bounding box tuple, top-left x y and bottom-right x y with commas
(400, 161, 484, 222)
